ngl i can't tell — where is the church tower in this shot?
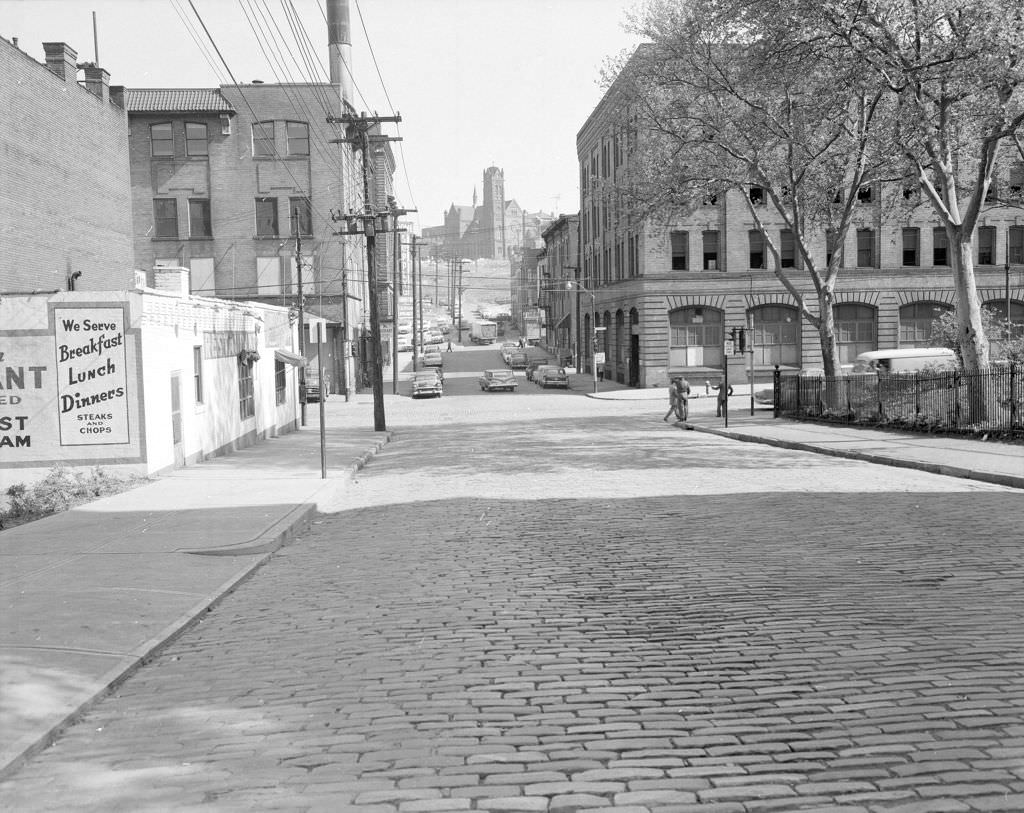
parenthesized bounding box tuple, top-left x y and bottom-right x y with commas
(481, 166, 505, 258)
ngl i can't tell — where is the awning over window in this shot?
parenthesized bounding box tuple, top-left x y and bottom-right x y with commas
(274, 349, 307, 367)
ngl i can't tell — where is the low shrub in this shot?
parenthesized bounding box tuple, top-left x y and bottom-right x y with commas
(2, 465, 147, 530)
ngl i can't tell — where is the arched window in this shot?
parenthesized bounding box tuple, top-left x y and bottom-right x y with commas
(252, 121, 275, 157)
(669, 307, 723, 369)
(899, 302, 952, 347)
(983, 299, 1024, 342)
(751, 305, 800, 366)
(614, 310, 625, 367)
(833, 304, 877, 363)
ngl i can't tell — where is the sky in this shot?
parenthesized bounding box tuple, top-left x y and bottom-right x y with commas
(1, 0, 644, 233)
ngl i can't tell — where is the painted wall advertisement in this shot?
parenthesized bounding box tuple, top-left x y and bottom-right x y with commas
(1, 298, 141, 470)
(54, 306, 131, 445)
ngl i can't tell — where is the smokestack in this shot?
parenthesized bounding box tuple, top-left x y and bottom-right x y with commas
(326, 0, 354, 107)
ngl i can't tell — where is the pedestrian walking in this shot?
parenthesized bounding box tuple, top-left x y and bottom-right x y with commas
(663, 377, 690, 422)
(446, 339, 453, 352)
(712, 378, 733, 417)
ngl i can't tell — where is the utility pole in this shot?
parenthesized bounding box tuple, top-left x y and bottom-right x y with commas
(418, 240, 425, 352)
(389, 201, 416, 395)
(340, 268, 350, 401)
(447, 259, 453, 320)
(410, 234, 419, 373)
(454, 258, 465, 344)
(327, 110, 402, 432)
(292, 208, 307, 427)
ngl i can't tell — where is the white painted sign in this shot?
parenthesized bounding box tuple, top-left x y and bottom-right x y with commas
(54, 307, 130, 446)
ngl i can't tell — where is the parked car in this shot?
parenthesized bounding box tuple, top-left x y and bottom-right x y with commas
(531, 365, 558, 384)
(499, 342, 519, 363)
(479, 369, 518, 392)
(411, 369, 443, 398)
(536, 365, 569, 388)
(420, 350, 444, 369)
(525, 358, 550, 382)
(396, 336, 414, 352)
(851, 347, 957, 374)
(507, 351, 530, 369)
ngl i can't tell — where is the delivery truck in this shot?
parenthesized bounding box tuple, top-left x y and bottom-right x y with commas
(470, 320, 498, 344)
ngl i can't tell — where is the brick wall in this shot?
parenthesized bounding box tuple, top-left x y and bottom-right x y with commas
(128, 84, 356, 311)
(0, 38, 134, 293)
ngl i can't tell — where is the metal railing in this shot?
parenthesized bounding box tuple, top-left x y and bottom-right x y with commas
(773, 364, 1023, 436)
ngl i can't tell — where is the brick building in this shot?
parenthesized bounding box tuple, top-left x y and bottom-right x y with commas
(575, 51, 1024, 389)
(536, 214, 580, 364)
(124, 82, 371, 395)
(436, 166, 553, 262)
(0, 37, 134, 293)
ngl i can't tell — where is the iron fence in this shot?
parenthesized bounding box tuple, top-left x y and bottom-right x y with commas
(773, 365, 1024, 437)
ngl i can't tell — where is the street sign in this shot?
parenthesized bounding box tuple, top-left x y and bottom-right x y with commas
(724, 339, 735, 356)
(594, 351, 606, 364)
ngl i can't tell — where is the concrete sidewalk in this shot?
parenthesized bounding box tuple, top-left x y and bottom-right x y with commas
(0, 404, 390, 778)
(690, 410, 1024, 490)
(588, 382, 1023, 489)
(1, 388, 1020, 780)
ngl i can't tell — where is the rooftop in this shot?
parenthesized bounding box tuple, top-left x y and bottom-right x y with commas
(125, 88, 235, 114)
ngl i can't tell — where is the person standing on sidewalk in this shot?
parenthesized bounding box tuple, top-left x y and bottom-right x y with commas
(712, 378, 733, 417)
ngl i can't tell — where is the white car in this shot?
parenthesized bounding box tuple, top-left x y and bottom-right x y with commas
(420, 350, 444, 369)
(411, 369, 443, 398)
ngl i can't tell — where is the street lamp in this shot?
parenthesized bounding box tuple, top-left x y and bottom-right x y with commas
(566, 279, 598, 394)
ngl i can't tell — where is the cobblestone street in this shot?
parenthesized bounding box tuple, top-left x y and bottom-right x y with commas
(2, 396, 1023, 812)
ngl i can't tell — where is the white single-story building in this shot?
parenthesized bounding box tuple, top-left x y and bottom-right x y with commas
(1, 267, 318, 493)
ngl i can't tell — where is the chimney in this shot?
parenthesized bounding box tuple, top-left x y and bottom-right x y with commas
(326, 0, 354, 107)
(152, 266, 190, 297)
(42, 42, 78, 82)
(83, 64, 110, 103)
(109, 85, 125, 108)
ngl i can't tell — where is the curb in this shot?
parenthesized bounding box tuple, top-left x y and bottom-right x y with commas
(689, 424, 1024, 490)
(0, 432, 393, 781)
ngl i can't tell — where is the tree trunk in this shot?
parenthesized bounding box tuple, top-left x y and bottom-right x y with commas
(951, 237, 989, 423)
(817, 290, 842, 377)
(816, 288, 843, 411)
(950, 238, 989, 370)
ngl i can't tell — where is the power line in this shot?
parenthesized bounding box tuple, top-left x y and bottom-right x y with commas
(170, 0, 230, 84)
(351, 0, 419, 220)
(278, 0, 338, 114)
(236, 0, 344, 178)
(314, 0, 372, 111)
(184, 0, 339, 238)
